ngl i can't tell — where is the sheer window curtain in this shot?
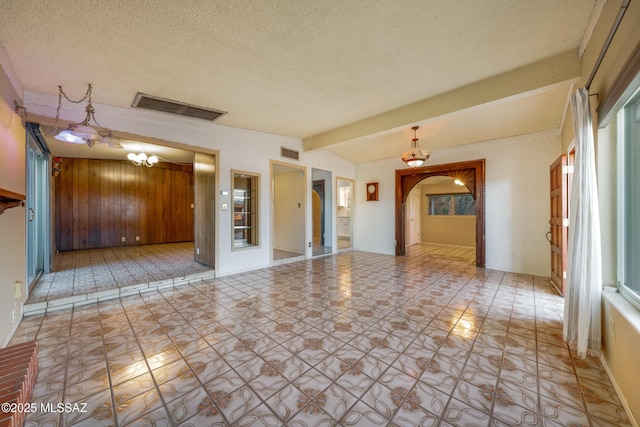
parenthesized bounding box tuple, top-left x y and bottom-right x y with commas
(563, 87, 603, 358)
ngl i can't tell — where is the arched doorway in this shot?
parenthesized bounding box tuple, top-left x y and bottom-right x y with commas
(395, 159, 485, 267)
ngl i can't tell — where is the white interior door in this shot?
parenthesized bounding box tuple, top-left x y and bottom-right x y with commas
(406, 188, 421, 246)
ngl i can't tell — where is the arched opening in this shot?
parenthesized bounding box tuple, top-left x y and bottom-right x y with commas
(395, 159, 485, 267)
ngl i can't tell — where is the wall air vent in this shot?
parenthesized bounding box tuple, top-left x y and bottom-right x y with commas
(131, 93, 227, 121)
(281, 147, 299, 160)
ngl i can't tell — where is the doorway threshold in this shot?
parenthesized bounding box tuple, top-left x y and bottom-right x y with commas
(23, 269, 215, 316)
(23, 243, 214, 316)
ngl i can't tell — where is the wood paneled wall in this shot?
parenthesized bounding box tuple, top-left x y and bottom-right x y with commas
(55, 158, 194, 251)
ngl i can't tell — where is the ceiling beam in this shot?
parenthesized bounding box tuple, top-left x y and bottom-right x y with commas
(303, 50, 580, 151)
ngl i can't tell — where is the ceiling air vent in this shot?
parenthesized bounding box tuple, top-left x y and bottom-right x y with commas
(281, 147, 299, 160)
(132, 93, 227, 121)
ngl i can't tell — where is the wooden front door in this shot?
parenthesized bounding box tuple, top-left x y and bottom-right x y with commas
(549, 154, 568, 295)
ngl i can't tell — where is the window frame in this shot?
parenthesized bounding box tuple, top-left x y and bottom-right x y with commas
(617, 86, 640, 311)
(231, 170, 260, 250)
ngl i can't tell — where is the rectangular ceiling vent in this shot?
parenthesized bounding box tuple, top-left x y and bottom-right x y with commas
(281, 147, 299, 160)
(132, 93, 227, 122)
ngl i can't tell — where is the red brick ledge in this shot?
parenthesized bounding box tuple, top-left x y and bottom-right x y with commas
(0, 341, 39, 427)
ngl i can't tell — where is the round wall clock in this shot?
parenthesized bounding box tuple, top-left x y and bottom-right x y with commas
(366, 182, 378, 201)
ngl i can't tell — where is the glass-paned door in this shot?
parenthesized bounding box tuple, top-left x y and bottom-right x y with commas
(26, 125, 50, 291)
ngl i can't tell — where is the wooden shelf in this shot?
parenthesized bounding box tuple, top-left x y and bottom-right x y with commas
(0, 187, 26, 215)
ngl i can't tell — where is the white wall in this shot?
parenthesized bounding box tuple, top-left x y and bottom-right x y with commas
(355, 130, 560, 276)
(602, 292, 640, 424)
(0, 59, 26, 346)
(23, 92, 355, 276)
(355, 160, 398, 255)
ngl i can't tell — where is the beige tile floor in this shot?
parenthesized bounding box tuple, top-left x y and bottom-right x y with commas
(273, 249, 304, 261)
(9, 243, 631, 426)
(412, 243, 475, 265)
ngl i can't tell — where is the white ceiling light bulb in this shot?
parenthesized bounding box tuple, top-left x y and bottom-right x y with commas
(54, 129, 85, 144)
(127, 152, 159, 167)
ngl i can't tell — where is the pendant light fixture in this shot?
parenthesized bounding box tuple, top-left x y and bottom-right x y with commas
(402, 125, 430, 168)
(53, 84, 122, 149)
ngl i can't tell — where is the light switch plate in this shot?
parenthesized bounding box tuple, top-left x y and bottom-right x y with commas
(222, 203, 228, 210)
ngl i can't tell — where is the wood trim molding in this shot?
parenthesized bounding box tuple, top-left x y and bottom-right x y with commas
(0, 188, 26, 215)
(395, 159, 485, 267)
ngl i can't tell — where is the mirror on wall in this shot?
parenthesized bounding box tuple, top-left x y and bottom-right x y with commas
(336, 177, 353, 250)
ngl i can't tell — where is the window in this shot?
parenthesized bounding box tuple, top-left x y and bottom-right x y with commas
(618, 87, 640, 309)
(454, 194, 476, 216)
(429, 193, 475, 216)
(232, 171, 259, 249)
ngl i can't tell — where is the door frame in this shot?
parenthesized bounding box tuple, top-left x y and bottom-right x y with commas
(271, 160, 307, 259)
(395, 159, 485, 267)
(549, 154, 568, 295)
(193, 151, 218, 268)
(25, 124, 52, 292)
(336, 177, 354, 249)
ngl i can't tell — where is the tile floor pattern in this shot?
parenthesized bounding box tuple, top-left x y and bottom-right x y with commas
(273, 250, 304, 261)
(27, 243, 211, 304)
(10, 246, 631, 426)
(413, 243, 476, 265)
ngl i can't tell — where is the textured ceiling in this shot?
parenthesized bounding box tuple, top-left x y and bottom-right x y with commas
(0, 0, 597, 161)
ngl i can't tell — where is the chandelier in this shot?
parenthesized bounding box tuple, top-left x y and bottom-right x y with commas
(53, 84, 122, 149)
(127, 152, 159, 167)
(402, 125, 430, 168)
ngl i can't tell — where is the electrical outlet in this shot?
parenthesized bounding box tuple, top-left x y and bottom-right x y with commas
(136, 236, 140, 241)
(308, 242, 311, 248)
(196, 247, 200, 255)
(121, 236, 126, 242)
(11, 310, 15, 323)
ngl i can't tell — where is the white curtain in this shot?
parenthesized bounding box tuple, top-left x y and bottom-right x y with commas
(563, 87, 602, 358)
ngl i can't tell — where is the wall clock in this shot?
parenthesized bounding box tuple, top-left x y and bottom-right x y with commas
(366, 182, 379, 201)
